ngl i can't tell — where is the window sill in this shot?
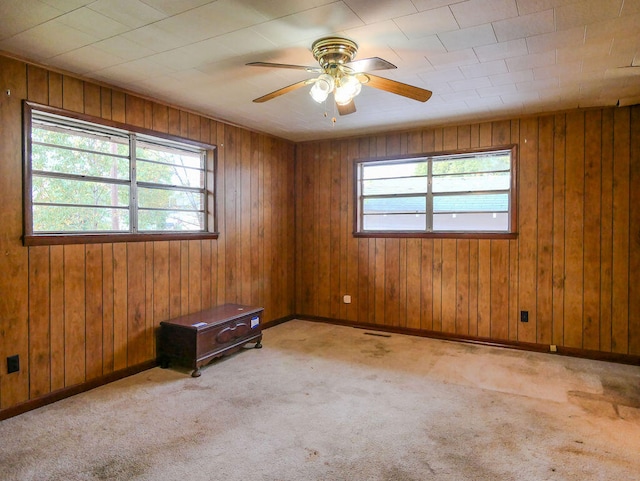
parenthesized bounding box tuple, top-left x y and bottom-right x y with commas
(353, 231, 518, 240)
(23, 231, 220, 246)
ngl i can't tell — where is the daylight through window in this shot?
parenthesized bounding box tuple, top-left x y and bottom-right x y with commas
(355, 146, 516, 236)
(24, 103, 216, 243)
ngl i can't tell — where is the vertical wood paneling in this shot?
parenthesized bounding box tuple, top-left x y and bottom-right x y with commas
(583, 111, 602, 350)
(629, 106, 640, 355)
(1, 57, 296, 415)
(85, 244, 103, 380)
(611, 108, 630, 353)
(564, 112, 585, 348)
(536, 116, 554, 345)
(293, 105, 637, 361)
(28, 246, 51, 397)
(64, 244, 86, 386)
(552, 114, 566, 347)
(2, 54, 639, 416)
(518, 118, 538, 343)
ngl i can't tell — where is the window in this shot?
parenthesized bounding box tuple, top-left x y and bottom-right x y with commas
(354, 146, 517, 237)
(23, 102, 217, 245)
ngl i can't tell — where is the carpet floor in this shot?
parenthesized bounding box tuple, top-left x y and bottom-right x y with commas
(1, 320, 639, 481)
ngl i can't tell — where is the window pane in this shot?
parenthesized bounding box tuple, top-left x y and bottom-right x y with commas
(363, 196, 426, 214)
(136, 141, 202, 169)
(137, 159, 203, 189)
(32, 123, 129, 156)
(32, 176, 129, 207)
(138, 187, 204, 210)
(138, 209, 204, 231)
(363, 177, 427, 195)
(362, 160, 427, 179)
(433, 193, 508, 213)
(432, 153, 510, 175)
(433, 212, 509, 231)
(32, 144, 129, 180)
(433, 171, 510, 193)
(363, 214, 426, 231)
(33, 205, 129, 232)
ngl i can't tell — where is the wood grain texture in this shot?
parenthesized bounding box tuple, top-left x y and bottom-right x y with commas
(295, 111, 639, 353)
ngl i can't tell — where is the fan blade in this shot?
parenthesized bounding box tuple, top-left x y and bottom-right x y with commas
(247, 61, 322, 73)
(346, 57, 397, 72)
(358, 73, 432, 102)
(253, 79, 311, 103)
(337, 99, 356, 115)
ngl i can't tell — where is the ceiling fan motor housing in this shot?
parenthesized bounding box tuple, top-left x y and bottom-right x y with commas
(312, 37, 358, 70)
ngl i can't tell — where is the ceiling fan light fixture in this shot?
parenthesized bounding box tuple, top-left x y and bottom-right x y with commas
(310, 73, 334, 103)
(334, 74, 362, 105)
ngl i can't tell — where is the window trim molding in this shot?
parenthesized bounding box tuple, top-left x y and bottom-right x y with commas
(352, 144, 518, 239)
(22, 101, 218, 246)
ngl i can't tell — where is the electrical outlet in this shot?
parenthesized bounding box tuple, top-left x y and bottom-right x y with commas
(343, 295, 352, 304)
(520, 311, 529, 323)
(7, 355, 19, 374)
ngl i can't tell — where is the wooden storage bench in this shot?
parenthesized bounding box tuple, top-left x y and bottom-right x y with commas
(158, 303, 263, 377)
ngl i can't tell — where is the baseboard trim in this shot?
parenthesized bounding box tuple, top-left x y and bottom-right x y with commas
(294, 315, 640, 366)
(0, 360, 157, 421)
(262, 314, 296, 330)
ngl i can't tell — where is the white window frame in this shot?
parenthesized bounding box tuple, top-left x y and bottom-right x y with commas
(354, 145, 518, 238)
(23, 101, 217, 245)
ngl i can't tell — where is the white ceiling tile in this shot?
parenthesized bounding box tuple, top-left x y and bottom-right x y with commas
(526, 27, 585, 54)
(88, 0, 168, 28)
(343, 0, 417, 24)
(437, 24, 497, 51)
(215, 29, 278, 55)
(252, 3, 364, 46)
(152, 0, 269, 44)
(490, 69, 534, 85)
(393, 7, 459, 39)
(533, 61, 581, 80)
(506, 50, 555, 72)
(344, 20, 409, 48)
(0, 0, 63, 40)
(492, 9, 554, 42)
(39, 0, 95, 8)
(45, 45, 126, 74)
(477, 83, 517, 96)
(0, 19, 97, 60)
(450, 0, 518, 28)
(412, 0, 461, 10)
(556, 41, 612, 64)
(146, 38, 237, 70)
(621, 0, 640, 14)
(57, 7, 130, 39)
(460, 59, 508, 78)
(514, 0, 576, 16)
(474, 38, 527, 61)
(440, 89, 481, 102)
(418, 67, 465, 84)
(500, 90, 539, 104)
(137, 0, 214, 16)
(556, 0, 624, 30)
(121, 23, 193, 52)
(237, 0, 339, 20)
(449, 76, 493, 91)
(93, 36, 157, 61)
(427, 48, 479, 69)
(516, 77, 558, 91)
(90, 57, 177, 84)
(585, 13, 640, 41)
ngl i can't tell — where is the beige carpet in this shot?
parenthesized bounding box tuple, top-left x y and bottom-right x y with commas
(1, 320, 639, 481)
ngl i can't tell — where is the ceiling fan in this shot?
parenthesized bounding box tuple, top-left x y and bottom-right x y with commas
(247, 36, 432, 116)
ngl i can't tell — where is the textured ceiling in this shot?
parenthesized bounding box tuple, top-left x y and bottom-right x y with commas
(1, 0, 639, 142)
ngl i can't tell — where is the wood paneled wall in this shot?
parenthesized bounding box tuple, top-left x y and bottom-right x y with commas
(0, 56, 295, 411)
(295, 108, 640, 357)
